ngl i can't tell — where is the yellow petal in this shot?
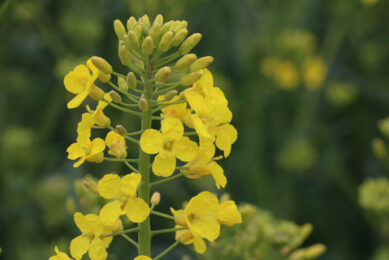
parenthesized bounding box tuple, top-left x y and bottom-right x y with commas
(184, 91, 205, 114)
(98, 174, 122, 199)
(217, 201, 242, 226)
(50, 246, 72, 260)
(121, 173, 142, 197)
(67, 90, 89, 109)
(152, 151, 176, 177)
(207, 161, 227, 189)
(215, 124, 237, 157)
(191, 114, 212, 139)
(123, 197, 150, 223)
(90, 138, 106, 154)
(88, 237, 108, 260)
(99, 200, 123, 227)
(134, 256, 152, 260)
(161, 117, 184, 141)
(73, 157, 86, 168)
(140, 129, 164, 154)
(70, 235, 90, 260)
(64, 65, 89, 94)
(173, 136, 198, 162)
(67, 143, 86, 160)
(193, 236, 207, 254)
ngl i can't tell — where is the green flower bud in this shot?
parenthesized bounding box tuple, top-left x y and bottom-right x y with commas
(290, 244, 326, 260)
(142, 36, 154, 56)
(155, 66, 172, 83)
(158, 31, 174, 52)
(171, 28, 188, 47)
(179, 33, 202, 55)
(139, 97, 149, 111)
(118, 77, 128, 91)
(175, 54, 197, 70)
(181, 70, 203, 86)
(126, 16, 137, 31)
(190, 56, 214, 71)
(89, 86, 105, 101)
(139, 14, 150, 31)
(378, 117, 389, 138)
(83, 178, 99, 194)
(113, 19, 126, 40)
(149, 23, 162, 43)
(372, 138, 387, 160)
(170, 20, 188, 32)
(127, 72, 137, 89)
(134, 24, 143, 39)
(116, 124, 127, 135)
(109, 90, 122, 103)
(126, 31, 139, 50)
(119, 45, 132, 66)
(161, 21, 173, 35)
(91, 56, 112, 74)
(164, 90, 178, 101)
(153, 14, 164, 26)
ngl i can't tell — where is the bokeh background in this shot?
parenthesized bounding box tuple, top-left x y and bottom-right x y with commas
(0, 0, 388, 259)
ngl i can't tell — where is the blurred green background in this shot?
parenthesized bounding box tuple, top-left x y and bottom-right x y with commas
(0, 0, 388, 259)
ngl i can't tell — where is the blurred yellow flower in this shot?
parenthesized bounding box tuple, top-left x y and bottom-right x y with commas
(49, 246, 71, 260)
(378, 117, 389, 137)
(261, 58, 299, 90)
(303, 56, 327, 90)
(361, 0, 379, 6)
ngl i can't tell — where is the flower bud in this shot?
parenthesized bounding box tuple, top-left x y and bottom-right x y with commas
(153, 14, 164, 26)
(114, 19, 126, 40)
(118, 77, 128, 91)
(155, 66, 171, 83)
(170, 20, 188, 32)
(116, 124, 127, 135)
(175, 54, 197, 70)
(109, 90, 122, 103)
(151, 192, 161, 205)
(139, 14, 150, 31)
(179, 33, 202, 55)
(378, 117, 389, 138)
(174, 212, 187, 226)
(180, 70, 203, 86)
(372, 138, 387, 160)
(138, 97, 149, 111)
(126, 31, 139, 50)
(149, 23, 162, 43)
(91, 56, 113, 74)
(119, 45, 132, 66)
(164, 90, 178, 101)
(134, 24, 143, 39)
(171, 28, 188, 47)
(89, 85, 105, 100)
(158, 31, 174, 52)
(83, 178, 99, 194)
(98, 72, 111, 83)
(127, 72, 137, 89)
(161, 21, 173, 35)
(290, 244, 326, 260)
(142, 36, 154, 56)
(190, 56, 214, 71)
(126, 16, 137, 31)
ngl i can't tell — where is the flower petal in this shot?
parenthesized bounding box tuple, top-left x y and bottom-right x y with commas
(70, 235, 90, 260)
(99, 200, 123, 227)
(152, 151, 176, 177)
(173, 136, 198, 162)
(67, 90, 89, 109)
(98, 174, 122, 199)
(161, 117, 184, 141)
(121, 173, 142, 197)
(217, 201, 242, 226)
(207, 161, 227, 189)
(193, 236, 207, 254)
(123, 197, 150, 223)
(88, 237, 108, 260)
(140, 129, 164, 154)
(215, 124, 237, 157)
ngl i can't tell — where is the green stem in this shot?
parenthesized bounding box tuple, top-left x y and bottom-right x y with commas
(124, 161, 139, 173)
(137, 56, 154, 256)
(112, 71, 126, 78)
(124, 135, 140, 145)
(121, 234, 138, 249)
(151, 227, 187, 236)
(103, 226, 138, 237)
(107, 81, 140, 103)
(108, 102, 142, 117)
(153, 240, 180, 260)
(103, 157, 139, 163)
(151, 211, 175, 220)
(150, 173, 183, 187)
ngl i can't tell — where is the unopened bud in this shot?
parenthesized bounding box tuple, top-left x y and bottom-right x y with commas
(83, 178, 99, 194)
(149, 23, 162, 43)
(127, 72, 137, 89)
(300, 223, 313, 240)
(126, 31, 139, 50)
(126, 16, 137, 31)
(142, 36, 154, 56)
(98, 72, 111, 83)
(190, 56, 214, 71)
(116, 125, 127, 135)
(139, 97, 149, 111)
(114, 19, 126, 40)
(134, 24, 142, 39)
(372, 138, 387, 159)
(179, 33, 202, 55)
(119, 45, 132, 66)
(155, 66, 171, 83)
(89, 86, 105, 100)
(175, 54, 197, 70)
(151, 192, 161, 205)
(139, 14, 150, 31)
(290, 244, 326, 260)
(91, 56, 112, 74)
(181, 70, 203, 86)
(164, 90, 178, 101)
(171, 28, 188, 47)
(109, 90, 122, 103)
(158, 31, 174, 52)
(153, 14, 164, 26)
(170, 20, 188, 32)
(174, 212, 187, 226)
(118, 77, 128, 91)
(161, 21, 173, 35)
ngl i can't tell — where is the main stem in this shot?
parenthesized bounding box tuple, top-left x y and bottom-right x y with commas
(138, 56, 154, 256)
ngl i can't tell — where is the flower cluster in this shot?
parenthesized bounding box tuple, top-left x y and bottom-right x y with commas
(51, 14, 241, 259)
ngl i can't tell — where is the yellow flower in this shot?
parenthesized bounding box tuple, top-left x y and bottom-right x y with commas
(273, 60, 299, 90)
(158, 95, 190, 121)
(303, 56, 327, 90)
(140, 117, 198, 177)
(49, 246, 71, 260)
(64, 59, 106, 109)
(361, 0, 378, 6)
(66, 136, 105, 167)
(134, 256, 152, 260)
(97, 173, 150, 223)
(105, 131, 127, 158)
(70, 211, 121, 260)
